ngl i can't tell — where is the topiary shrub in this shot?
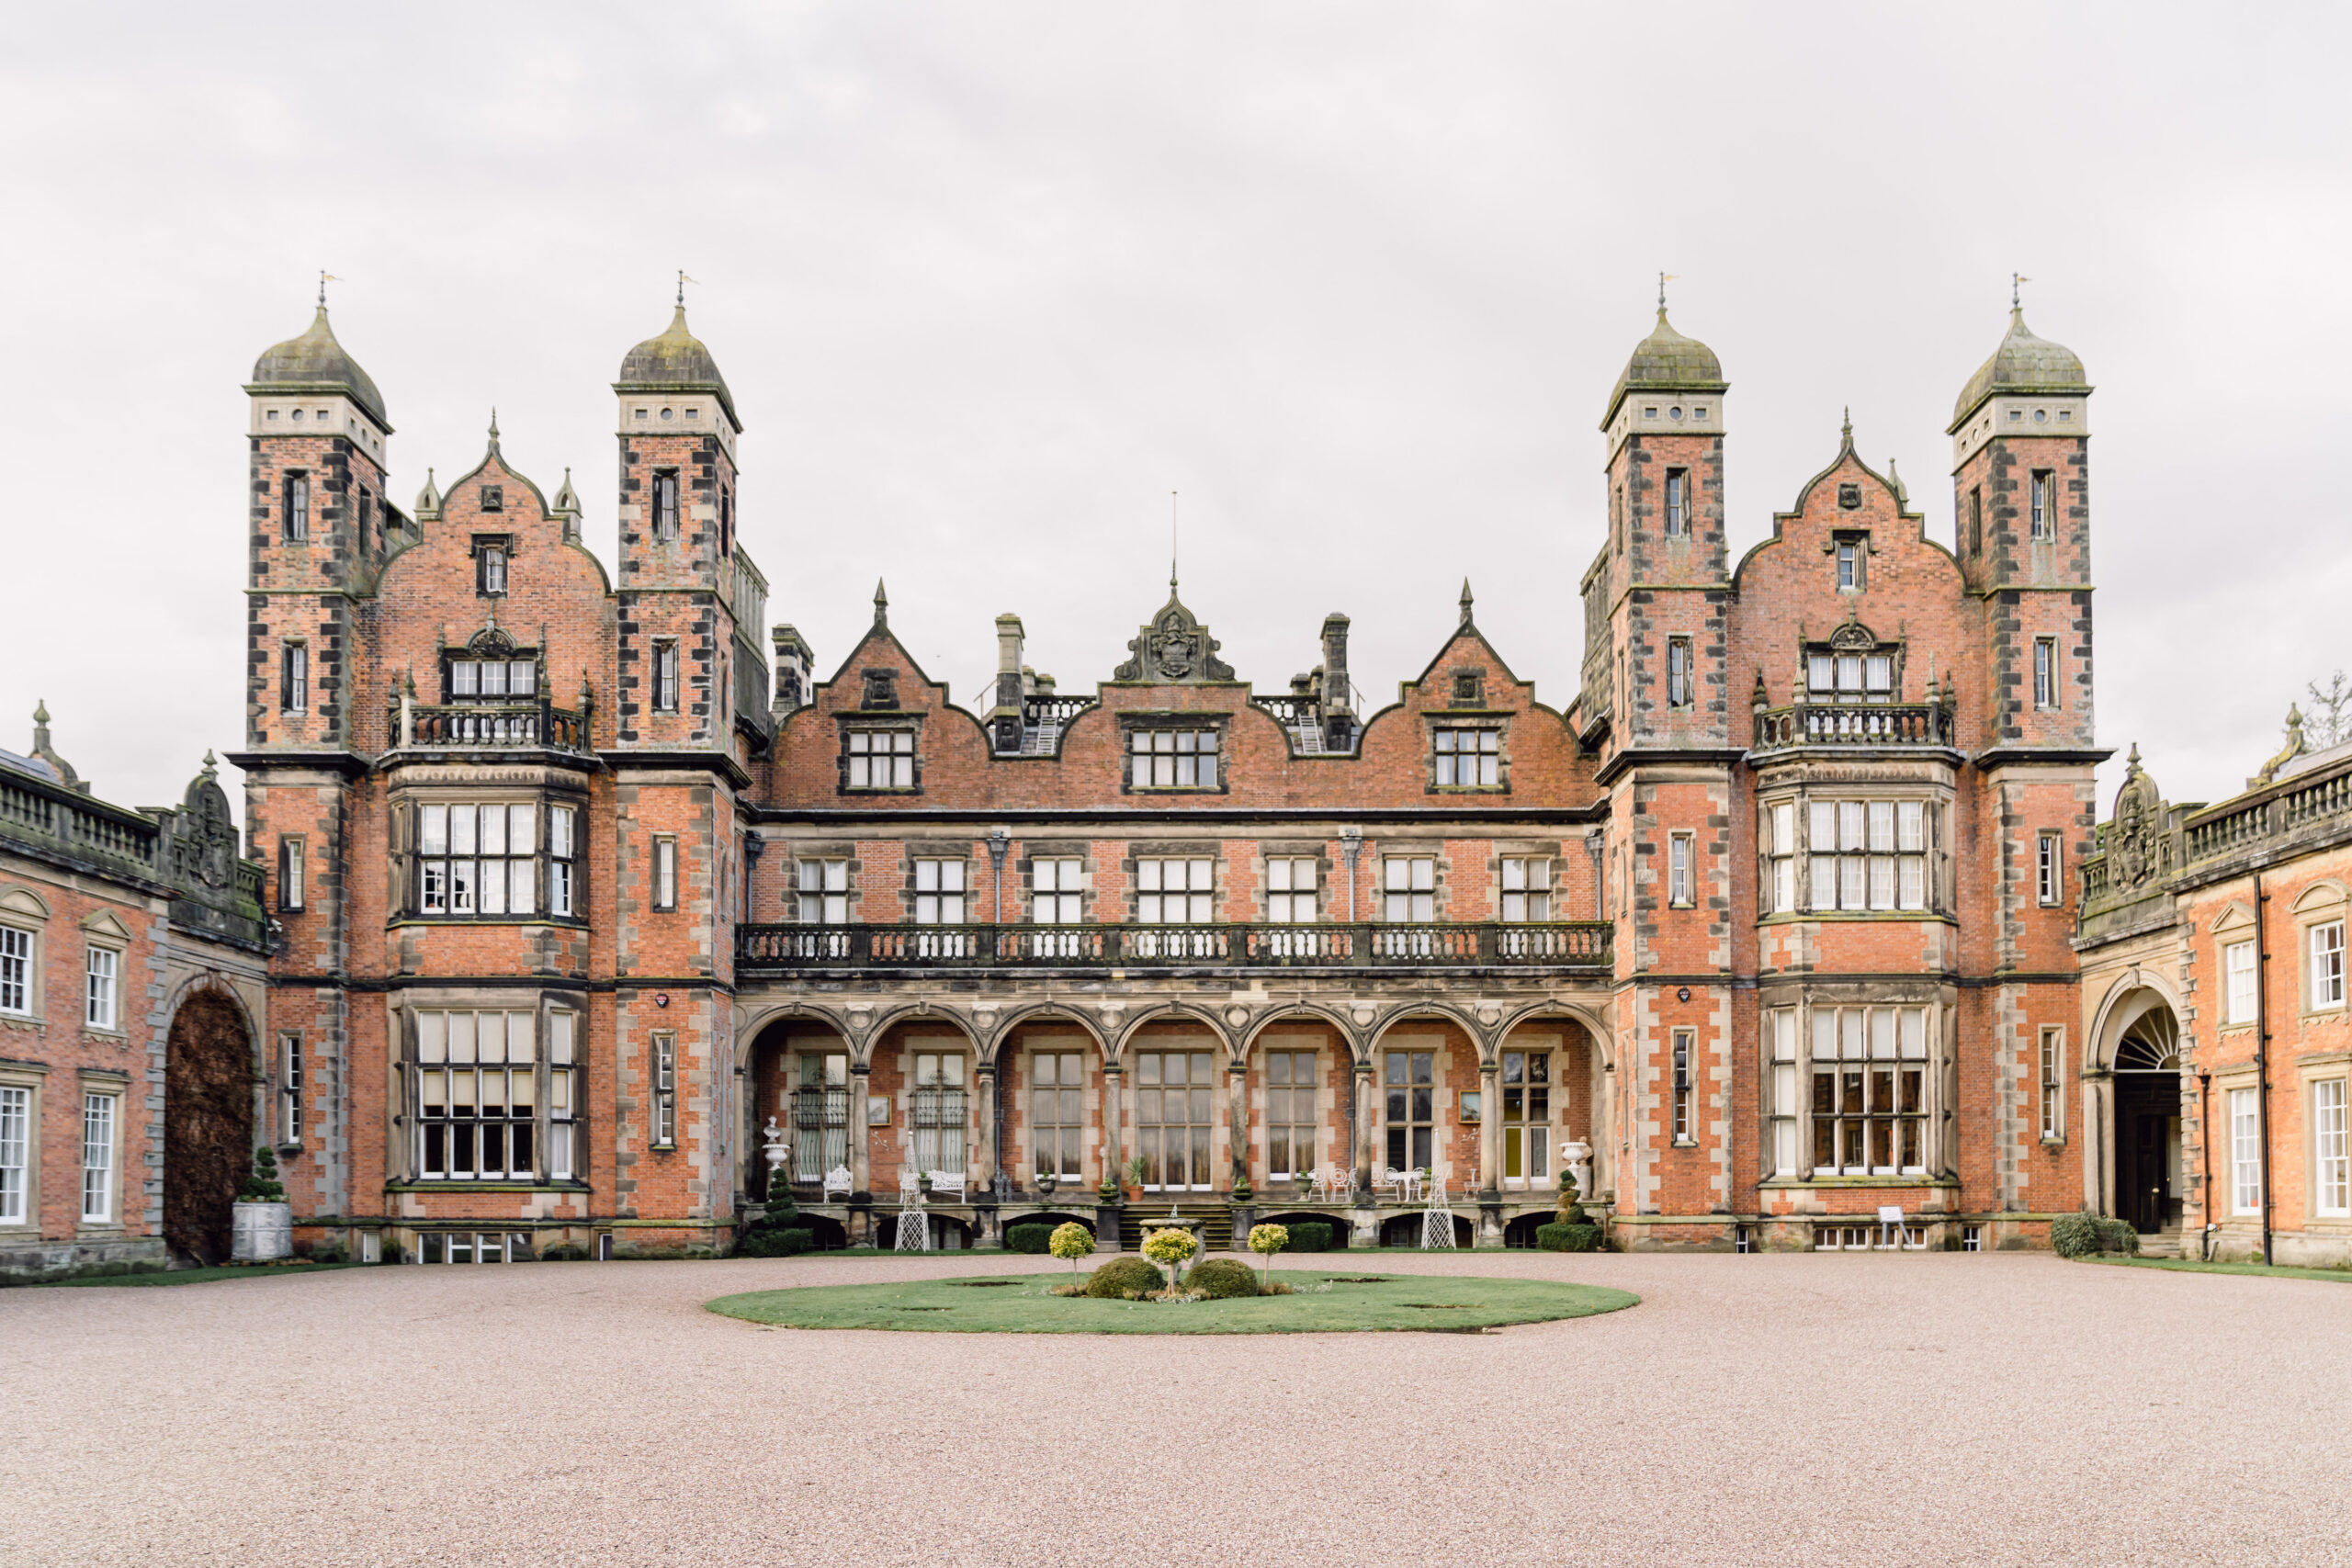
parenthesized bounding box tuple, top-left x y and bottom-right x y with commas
(2097, 1216, 2142, 1255)
(238, 1145, 286, 1203)
(1005, 1223, 1058, 1255)
(1048, 1222, 1096, 1274)
(1536, 1222, 1602, 1253)
(1084, 1256, 1161, 1299)
(1187, 1258, 1259, 1299)
(738, 1226, 812, 1258)
(2050, 1211, 2102, 1258)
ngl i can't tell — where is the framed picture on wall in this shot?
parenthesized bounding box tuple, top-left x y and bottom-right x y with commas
(867, 1095, 890, 1126)
(1458, 1089, 1482, 1122)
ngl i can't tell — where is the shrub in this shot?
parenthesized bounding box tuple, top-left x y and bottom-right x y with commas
(1187, 1258, 1259, 1299)
(737, 1226, 813, 1258)
(2050, 1212, 2102, 1258)
(1536, 1223, 1603, 1253)
(304, 1240, 346, 1266)
(238, 1145, 286, 1204)
(1283, 1221, 1333, 1253)
(1140, 1226, 1200, 1293)
(1005, 1224, 1057, 1255)
(381, 1239, 405, 1265)
(1084, 1257, 1161, 1299)
(539, 1243, 589, 1261)
(2097, 1216, 2142, 1256)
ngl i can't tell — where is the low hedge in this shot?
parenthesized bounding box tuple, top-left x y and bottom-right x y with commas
(1536, 1223, 1603, 1253)
(1280, 1221, 1336, 1252)
(737, 1226, 814, 1258)
(2052, 1212, 2142, 1258)
(1084, 1256, 1162, 1299)
(1185, 1258, 1259, 1299)
(1004, 1224, 1058, 1255)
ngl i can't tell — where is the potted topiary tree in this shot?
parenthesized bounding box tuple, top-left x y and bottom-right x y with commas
(232, 1145, 293, 1262)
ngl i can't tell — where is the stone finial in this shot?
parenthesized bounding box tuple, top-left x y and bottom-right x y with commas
(200, 750, 218, 779)
(29, 700, 84, 791)
(2125, 742, 2142, 774)
(1458, 579, 1475, 627)
(873, 579, 888, 630)
(414, 468, 442, 520)
(1839, 407, 1854, 452)
(552, 467, 581, 516)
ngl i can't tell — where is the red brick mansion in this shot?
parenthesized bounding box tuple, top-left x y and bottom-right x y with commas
(15, 284, 2337, 1274)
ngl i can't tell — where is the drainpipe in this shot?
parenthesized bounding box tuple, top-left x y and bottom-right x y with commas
(2198, 1068, 2214, 1262)
(2256, 873, 2275, 1266)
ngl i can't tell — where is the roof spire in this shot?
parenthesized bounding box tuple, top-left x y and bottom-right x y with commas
(1458, 578, 1475, 627)
(487, 409, 501, 454)
(1170, 491, 1180, 592)
(873, 579, 888, 629)
(1657, 270, 1678, 315)
(2012, 271, 2030, 310)
(1840, 407, 1853, 451)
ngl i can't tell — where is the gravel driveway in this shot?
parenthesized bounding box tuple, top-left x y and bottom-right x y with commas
(6, 1250, 2345, 1567)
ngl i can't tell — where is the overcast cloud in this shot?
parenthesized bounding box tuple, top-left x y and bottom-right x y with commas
(2, 3, 2345, 823)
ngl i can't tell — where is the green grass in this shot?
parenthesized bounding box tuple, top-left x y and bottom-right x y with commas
(707, 1269, 1637, 1334)
(2080, 1256, 2352, 1284)
(26, 1261, 366, 1288)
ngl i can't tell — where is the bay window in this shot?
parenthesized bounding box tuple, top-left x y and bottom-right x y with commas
(416, 1010, 541, 1180)
(411, 799, 579, 921)
(1809, 1005, 1930, 1176)
(1805, 797, 1930, 913)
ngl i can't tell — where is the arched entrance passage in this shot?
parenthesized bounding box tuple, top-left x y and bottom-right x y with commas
(744, 1019, 853, 1200)
(164, 986, 253, 1265)
(2109, 993, 2185, 1235)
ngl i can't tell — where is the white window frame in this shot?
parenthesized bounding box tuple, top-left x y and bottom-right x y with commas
(85, 943, 119, 1032)
(1806, 797, 1929, 914)
(797, 858, 849, 923)
(2037, 832, 2062, 908)
(2311, 920, 2345, 1011)
(0, 924, 36, 1018)
(1666, 637, 1692, 708)
(651, 1031, 677, 1150)
(1498, 857, 1550, 922)
(1670, 1028, 1695, 1145)
(1808, 1004, 1933, 1177)
(652, 835, 678, 912)
(845, 728, 917, 790)
(1033, 857, 1086, 923)
(0, 1079, 31, 1225)
(1668, 832, 1694, 908)
(280, 1033, 304, 1147)
(2314, 1077, 2348, 1219)
(1130, 728, 1221, 790)
(652, 638, 680, 713)
(1263, 857, 1316, 923)
(1136, 858, 1214, 924)
(2033, 638, 2057, 710)
(2230, 1086, 2262, 1216)
(1382, 856, 1435, 923)
(2039, 1026, 2064, 1142)
(2224, 940, 2258, 1026)
(913, 859, 967, 925)
(282, 640, 309, 715)
(548, 805, 576, 917)
(1767, 1009, 1799, 1177)
(1765, 802, 1796, 916)
(548, 1010, 578, 1181)
(415, 1010, 543, 1181)
(81, 1088, 119, 1224)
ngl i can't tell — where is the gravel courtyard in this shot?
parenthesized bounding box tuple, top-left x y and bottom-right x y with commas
(6, 1251, 2347, 1567)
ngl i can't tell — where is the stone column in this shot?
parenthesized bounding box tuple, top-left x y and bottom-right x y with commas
(1098, 1062, 1125, 1253)
(850, 1062, 873, 1198)
(1353, 1061, 1376, 1194)
(1479, 1058, 1503, 1201)
(971, 1061, 997, 1190)
(1228, 1061, 1250, 1191)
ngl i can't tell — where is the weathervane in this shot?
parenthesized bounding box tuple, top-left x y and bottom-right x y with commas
(318, 270, 343, 308)
(2012, 271, 2031, 310)
(677, 269, 699, 307)
(1658, 271, 1679, 311)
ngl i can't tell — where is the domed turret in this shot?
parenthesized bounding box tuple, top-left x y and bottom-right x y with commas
(616, 304, 739, 430)
(1949, 307, 2089, 431)
(1602, 308, 1727, 429)
(248, 304, 388, 430)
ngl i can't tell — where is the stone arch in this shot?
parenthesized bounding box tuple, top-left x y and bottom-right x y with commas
(2089, 972, 2187, 1074)
(739, 1009, 856, 1200)
(1110, 1000, 1234, 1060)
(1367, 1002, 1490, 1057)
(980, 1002, 1113, 1066)
(2087, 974, 2188, 1235)
(1238, 1004, 1362, 1061)
(164, 980, 255, 1265)
(1493, 998, 1615, 1071)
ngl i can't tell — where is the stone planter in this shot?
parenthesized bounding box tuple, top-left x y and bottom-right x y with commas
(231, 1201, 293, 1262)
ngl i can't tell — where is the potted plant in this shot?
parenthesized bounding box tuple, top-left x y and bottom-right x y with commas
(1123, 1156, 1148, 1201)
(231, 1145, 293, 1263)
(1036, 1169, 1058, 1198)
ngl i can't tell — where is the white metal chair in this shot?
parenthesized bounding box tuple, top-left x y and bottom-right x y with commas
(1397, 1168, 1425, 1203)
(822, 1165, 853, 1200)
(899, 1167, 922, 1199)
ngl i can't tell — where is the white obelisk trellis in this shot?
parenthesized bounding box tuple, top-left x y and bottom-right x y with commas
(1420, 1178, 1456, 1250)
(895, 1191, 931, 1252)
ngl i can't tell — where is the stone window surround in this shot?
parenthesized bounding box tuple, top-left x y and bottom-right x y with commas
(79, 909, 130, 1041)
(2212, 903, 2260, 1032)
(2039, 1024, 2067, 1146)
(2291, 881, 2348, 1021)
(1017, 842, 1092, 924)
(1255, 840, 1330, 923)
(392, 992, 589, 1190)
(1755, 782, 1952, 922)
(76, 1069, 128, 1233)
(1119, 715, 1228, 795)
(0, 885, 51, 1024)
(1755, 987, 1956, 1188)
(2294, 1052, 2351, 1224)
(0, 1059, 46, 1232)
(1423, 711, 1510, 795)
(835, 714, 924, 795)
(385, 785, 591, 929)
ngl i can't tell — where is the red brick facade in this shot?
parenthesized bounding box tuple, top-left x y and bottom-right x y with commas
(224, 294, 2133, 1258)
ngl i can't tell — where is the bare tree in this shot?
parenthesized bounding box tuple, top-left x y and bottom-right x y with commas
(2307, 671, 2352, 750)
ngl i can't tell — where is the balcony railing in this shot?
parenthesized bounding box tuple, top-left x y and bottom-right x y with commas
(396, 702, 591, 753)
(738, 919, 1612, 972)
(1752, 700, 1954, 753)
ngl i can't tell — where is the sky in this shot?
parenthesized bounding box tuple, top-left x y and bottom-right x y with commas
(2, 3, 2346, 824)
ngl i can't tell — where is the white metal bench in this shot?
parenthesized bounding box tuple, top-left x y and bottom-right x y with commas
(928, 1169, 966, 1201)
